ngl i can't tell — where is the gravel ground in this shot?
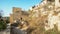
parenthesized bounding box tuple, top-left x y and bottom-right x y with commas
(0, 29, 10, 34)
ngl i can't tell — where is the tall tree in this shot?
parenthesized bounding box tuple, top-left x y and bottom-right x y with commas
(0, 10, 7, 31)
(0, 10, 3, 18)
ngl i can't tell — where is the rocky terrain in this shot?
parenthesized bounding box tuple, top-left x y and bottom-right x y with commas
(18, 0, 60, 34)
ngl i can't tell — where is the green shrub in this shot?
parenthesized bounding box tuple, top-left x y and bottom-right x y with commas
(0, 21, 7, 30)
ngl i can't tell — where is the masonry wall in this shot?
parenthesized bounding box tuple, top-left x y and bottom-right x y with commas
(10, 7, 29, 24)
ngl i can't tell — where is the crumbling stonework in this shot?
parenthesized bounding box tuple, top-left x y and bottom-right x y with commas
(28, 0, 60, 34)
(10, 0, 60, 34)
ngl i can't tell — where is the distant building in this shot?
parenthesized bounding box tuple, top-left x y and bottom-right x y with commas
(2, 17, 10, 23)
(10, 7, 29, 24)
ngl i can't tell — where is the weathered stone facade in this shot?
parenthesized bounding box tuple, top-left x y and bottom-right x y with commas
(10, 0, 60, 34)
(29, 0, 60, 31)
(10, 7, 29, 24)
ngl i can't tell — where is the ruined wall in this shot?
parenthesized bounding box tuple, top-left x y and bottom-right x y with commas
(29, 0, 60, 31)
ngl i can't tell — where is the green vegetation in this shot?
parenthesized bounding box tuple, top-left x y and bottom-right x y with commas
(0, 11, 7, 31)
(0, 21, 7, 30)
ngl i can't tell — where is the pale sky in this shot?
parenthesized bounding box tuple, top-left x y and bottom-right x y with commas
(0, 0, 42, 17)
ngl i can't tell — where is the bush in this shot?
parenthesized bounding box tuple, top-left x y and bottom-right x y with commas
(0, 21, 7, 31)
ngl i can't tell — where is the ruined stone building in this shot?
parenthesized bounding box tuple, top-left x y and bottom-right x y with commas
(10, 0, 60, 33)
(10, 7, 29, 24)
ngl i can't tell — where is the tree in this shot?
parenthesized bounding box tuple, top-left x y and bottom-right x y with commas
(0, 10, 7, 31)
(0, 10, 2, 19)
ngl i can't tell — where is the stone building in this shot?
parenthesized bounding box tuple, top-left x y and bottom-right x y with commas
(10, 14, 13, 23)
(9, 0, 60, 33)
(10, 7, 29, 24)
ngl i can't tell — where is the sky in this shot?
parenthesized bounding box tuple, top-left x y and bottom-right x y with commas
(0, 0, 42, 17)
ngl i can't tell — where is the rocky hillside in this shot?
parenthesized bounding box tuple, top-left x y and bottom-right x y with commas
(19, 0, 60, 34)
